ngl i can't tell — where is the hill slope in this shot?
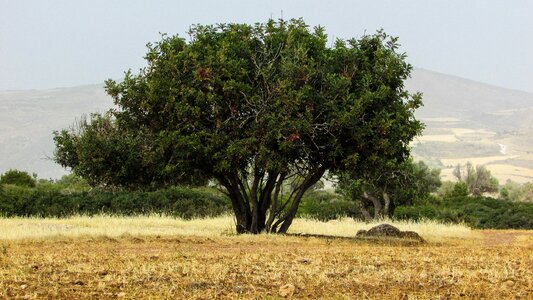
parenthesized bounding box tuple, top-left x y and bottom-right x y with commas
(406, 69, 533, 183)
(1, 69, 532, 182)
(0, 85, 112, 178)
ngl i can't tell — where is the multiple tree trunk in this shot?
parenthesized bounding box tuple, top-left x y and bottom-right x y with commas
(218, 165, 396, 232)
(359, 189, 393, 221)
(216, 166, 326, 234)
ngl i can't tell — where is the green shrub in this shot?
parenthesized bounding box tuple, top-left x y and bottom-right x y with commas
(394, 205, 438, 220)
(0, 185, 231, 218)
(0, 169, 36, 188)
(394, 194, 533, 229)
(55, 174, 91, 192)
(297, 190, 361, 221)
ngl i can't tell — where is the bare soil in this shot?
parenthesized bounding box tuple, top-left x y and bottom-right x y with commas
(1, 231, 532, 299)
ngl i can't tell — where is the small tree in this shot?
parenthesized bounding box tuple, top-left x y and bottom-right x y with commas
(500, 181, 533, 202)
(0, 169, 37, 188)
(55, 174, 92, 192)
(336, 159, 440, 220)
(452, 162, 498, 196)
(54, 19, 423, 233)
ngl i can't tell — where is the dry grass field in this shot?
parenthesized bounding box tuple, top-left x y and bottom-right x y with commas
(1, 216, 532, 299)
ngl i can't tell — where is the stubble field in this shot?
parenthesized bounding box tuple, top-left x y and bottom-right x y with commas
(1, 216, 532, 299)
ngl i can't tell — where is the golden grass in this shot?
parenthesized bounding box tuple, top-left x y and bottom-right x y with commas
(0, 215, 235, 240)
(0, 215, 478, 243)
(1, 216, 532, 299)
(290, 217, 479, 243)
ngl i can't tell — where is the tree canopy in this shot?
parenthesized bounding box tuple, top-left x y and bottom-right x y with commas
(0, 169, 36, 188)
(452, 162, 499, 196)
(54, 19, 423, 233)
(336, 159, 441, 220)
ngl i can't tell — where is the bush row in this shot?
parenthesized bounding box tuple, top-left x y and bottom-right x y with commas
(2, 180, 532, 229)
(0, 183, 363, 222)
(395, 195, 533, 229)
(297, 190, 363, 221)
(0, 185, 231, 219)
(296, 187, 533, 229)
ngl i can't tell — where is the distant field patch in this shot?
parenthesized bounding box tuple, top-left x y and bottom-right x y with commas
(485, 164, 533, 184)
(501, 154, 533, 169)
(415, 134, 458, 143)
(0, 215, 234, 241)
(439, 160, 533, 183)
(420, 117, 461, 122)
(420, 127, 454, 135)
(440, 155, 519, 167)
(412, 142, 501, 159)
(449, 128, 496, 136)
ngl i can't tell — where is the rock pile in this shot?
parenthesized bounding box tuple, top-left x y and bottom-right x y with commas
(356, 224, 425, 242)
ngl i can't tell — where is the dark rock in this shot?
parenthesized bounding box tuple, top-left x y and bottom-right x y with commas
(356, 229, 368, 236)
(358, 224, 401, 237)
(356, 224, 425, 242)
(400, 230, 425, 242)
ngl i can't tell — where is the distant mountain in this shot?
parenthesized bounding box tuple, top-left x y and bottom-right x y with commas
(407, 69, 533, 131)
(407, 69, 533, 183)
(0, 84, 113, 179)
(1, 69, 532, 182)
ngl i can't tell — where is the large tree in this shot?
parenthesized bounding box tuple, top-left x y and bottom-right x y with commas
(54, 19, 423, 233)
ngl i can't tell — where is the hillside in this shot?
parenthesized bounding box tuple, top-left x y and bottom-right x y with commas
(407, 69, 533, 183)
(1, 69, 533, 182)
(0, 85, 113, 179)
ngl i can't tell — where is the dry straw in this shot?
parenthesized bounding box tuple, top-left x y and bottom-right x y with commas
(0, 215, 478, 243)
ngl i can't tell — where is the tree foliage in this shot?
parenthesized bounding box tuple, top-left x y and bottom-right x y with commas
(0, 169, 36, 188)
(336, 159, 440, 220)
(54, 113, 208, 189)
(500, 181, 533, 202)
(452, 162, 499, 196)
(54, 174, 91, 192)
(54, 19, 423, 233)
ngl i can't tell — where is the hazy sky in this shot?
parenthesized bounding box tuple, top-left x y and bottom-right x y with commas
(1, 0, 532, 92)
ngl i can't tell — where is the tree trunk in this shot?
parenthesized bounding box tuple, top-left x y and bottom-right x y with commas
(219, 167, 325, 234)
(273, 167, 326, 233)
(363, 192, 382, 219)
(359, 203, 372, 222)
(216, 175, 252, 233)
(382, 191, 391, 218)
(234, 209, 251, 234)
(265, 173, 285, 232)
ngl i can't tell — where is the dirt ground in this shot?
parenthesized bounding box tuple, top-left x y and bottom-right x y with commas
(1, 231, 532, 299)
